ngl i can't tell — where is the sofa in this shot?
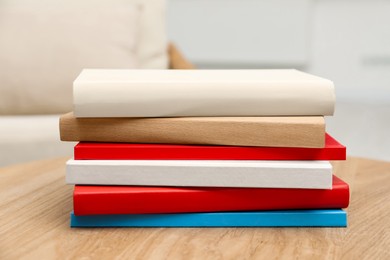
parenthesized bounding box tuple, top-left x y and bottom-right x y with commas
(0, 43, 194, 167)
(0, 0, 194, 167)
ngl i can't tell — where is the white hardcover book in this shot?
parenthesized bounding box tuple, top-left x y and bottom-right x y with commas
(73, 69, 335, 118)
(66, 160, 333, 189)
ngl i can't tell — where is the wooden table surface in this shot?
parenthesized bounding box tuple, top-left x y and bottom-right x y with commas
(1, 157, 389, 259)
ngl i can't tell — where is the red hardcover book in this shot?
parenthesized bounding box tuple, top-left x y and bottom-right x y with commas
(73, 175, 349, 215)
(74, 133, 346, 160)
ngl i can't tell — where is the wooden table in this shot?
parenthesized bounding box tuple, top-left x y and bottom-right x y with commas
(1, 157, 389, 259)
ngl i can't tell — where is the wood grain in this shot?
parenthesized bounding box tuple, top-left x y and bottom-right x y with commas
(60, 113, 326, 148)
(1, 157, 389, 259)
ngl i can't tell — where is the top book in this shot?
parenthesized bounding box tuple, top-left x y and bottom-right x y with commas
(73, 69, 335, 118)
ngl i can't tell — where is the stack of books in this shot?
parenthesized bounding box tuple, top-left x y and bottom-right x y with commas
(60, 69, 349, 227)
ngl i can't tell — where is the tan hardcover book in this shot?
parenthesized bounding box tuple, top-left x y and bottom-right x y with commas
(60, 113, 325, 148)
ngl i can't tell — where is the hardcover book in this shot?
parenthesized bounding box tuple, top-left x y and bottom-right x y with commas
(66, 159, 333, 189)
(74, 133, 345, 160)
(60, 113, 326, 148)
(73, 69, 335, 117)
(70, 209, 347, 227)
(73, 175, 349, 215)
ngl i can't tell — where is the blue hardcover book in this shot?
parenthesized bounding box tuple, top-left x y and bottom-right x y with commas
(70, 209, 347, 228)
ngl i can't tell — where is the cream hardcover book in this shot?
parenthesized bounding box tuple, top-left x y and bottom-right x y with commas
(73, 69, 335, 117)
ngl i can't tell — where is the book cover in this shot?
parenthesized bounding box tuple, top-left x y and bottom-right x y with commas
(74, 133, 345, 160)
(66, 159, 333, 189)
(73, 69, 335, 117)
(73, 175, 349, 215)
(70, 209, 347, 227)
(60, 113, 326, 148)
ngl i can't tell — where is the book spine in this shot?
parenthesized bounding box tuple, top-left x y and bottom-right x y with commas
(66, 159, 333, 189)
(60, 113, 326, 148)
(73, 134, 346, 160)
(73, 71, 335, 117)
(73, 176, 349, 215)
(70, 210, 347, 227)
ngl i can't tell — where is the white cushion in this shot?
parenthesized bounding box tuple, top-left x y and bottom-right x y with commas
(0, 0, 168, 115)
(137, 0, 169, 69)
(0, 0, 140, 115)
(133, 0, 169, 69)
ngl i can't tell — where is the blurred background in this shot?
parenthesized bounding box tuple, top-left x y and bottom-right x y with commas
(0, 0, 389, 167)
(167, 0, 390, 162)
